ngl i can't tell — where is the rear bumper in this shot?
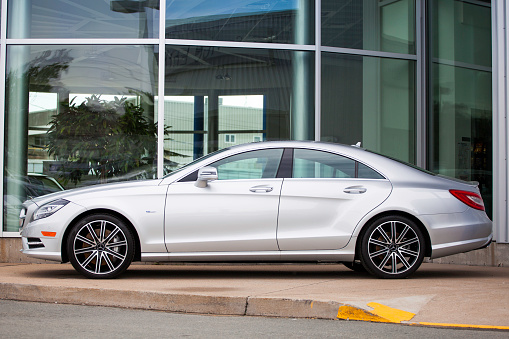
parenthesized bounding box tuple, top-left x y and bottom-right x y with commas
(430, 234, 493, 259)
(422, 209, 493, 259)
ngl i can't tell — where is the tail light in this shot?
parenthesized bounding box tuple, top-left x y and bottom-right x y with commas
(449, 189, 485, 211)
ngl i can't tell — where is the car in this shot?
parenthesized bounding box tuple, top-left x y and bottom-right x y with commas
(19, 141, 492, 279)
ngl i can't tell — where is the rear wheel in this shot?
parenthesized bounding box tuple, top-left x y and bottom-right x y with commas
(360, 215, 425, 279)
(67, 214, 135, 279)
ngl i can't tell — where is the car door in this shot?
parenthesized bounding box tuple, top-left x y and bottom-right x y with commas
(277, 148, 392, 250)
(165, 148, 284, 252)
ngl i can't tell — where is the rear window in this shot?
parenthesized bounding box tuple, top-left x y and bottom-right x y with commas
(366, 150, 437, 176)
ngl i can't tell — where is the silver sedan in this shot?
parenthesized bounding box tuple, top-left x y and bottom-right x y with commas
(19, 141, 492, 279)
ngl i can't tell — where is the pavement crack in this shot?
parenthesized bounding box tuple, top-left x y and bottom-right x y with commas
(244, 296, 249, 316)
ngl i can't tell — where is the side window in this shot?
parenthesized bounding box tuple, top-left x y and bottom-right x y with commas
(293, 149, 355, 178)
(358, 163, 385, 179)
(292, 149, 385, 179)
(209, 149, 284, 180)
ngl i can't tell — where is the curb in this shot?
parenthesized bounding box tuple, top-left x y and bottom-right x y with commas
(1, 282, 508, 331)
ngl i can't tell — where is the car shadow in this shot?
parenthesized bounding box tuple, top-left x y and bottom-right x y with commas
(23, 263, 373, 280)
(20, 263, 507, 280)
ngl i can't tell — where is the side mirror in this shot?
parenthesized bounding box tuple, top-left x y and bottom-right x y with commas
(195, 166, 218, 188)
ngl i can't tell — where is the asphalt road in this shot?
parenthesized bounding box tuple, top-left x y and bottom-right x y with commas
(1, 300, 507, 339)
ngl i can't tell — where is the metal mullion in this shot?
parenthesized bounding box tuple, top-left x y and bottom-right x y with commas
(315, 0, 321, 141)
(321, 46, 417, 61)
(461, 0, 491, 7)
(416, 0, 426, 168)
(164, 38, 316, 51)
(157, 0, 166, 179)
(432, 57, 492, 73)
(5, 38, 159, 45)
(504, 0, 509, 243)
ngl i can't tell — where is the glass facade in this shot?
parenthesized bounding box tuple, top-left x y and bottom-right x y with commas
(428, 0, 492, 215)
(163, 46, 314, 170)
(321, 53, 416, 162)
(321, 0, 415, 54)
(1, 0, 495, 233)
(8, 0, 160, 39)
(165, 0, 314, 44)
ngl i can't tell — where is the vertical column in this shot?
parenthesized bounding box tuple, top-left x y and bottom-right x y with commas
(291, 0, 314, 140)
(157, 0, 166, 178)
(4, 0, 31, 232)
(362, 0, 380, 151)
(492, 1, 509, 243)
(193, 96, 204, 159)
(207, 92, 219, 154)
(0, 0, 7, 235)
(262, 95, 267, 141)
(435, 0, 457, 176)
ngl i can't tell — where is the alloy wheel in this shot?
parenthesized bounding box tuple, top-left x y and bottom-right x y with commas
(68, 215, 134, 278)
(361, 217, 424, 278)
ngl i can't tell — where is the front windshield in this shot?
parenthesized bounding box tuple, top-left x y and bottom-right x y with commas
(163, 147, 232, 178)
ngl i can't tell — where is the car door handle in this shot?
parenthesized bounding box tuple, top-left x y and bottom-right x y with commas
(249, 185, 274, 193)
(343, 186, 367, 194)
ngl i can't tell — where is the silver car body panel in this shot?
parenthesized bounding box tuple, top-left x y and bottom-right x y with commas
(165, 179, 283, 252)
(20, 141, 492, 267)
(277, 178, 392, 250)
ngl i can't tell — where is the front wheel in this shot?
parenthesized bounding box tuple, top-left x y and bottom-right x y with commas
(67, 214, 135, 279)
(360, 215, 425, 279)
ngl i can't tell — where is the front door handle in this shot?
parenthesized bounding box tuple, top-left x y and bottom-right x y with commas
(250, 185, 274, 193)
(343, 186, 367, 194)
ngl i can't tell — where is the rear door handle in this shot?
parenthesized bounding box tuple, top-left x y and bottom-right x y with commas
(343, 186, 367, 194)
(250, 185, 274, 193)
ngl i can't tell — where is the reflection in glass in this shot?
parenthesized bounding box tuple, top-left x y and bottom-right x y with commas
(3, 45, 158, 232)
(431, 0, 491, 67)
(164, 46, 314, 172)
(8, 0, 159, 39)
(429, 0, 492, 216)
(322, 0, 415, 54)
(210, 149, 284, 180)
(166, 0, 314, 44)
(293, 149, 356, 178)
(321, 53, 415, 163)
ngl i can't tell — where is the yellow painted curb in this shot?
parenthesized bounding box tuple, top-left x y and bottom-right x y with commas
(337, 303, 415, 323)
(367, 302, 415, 322)
(415, 322, 509, 331)
(337, 305, 391, 323)
(336, 302, 509, 331)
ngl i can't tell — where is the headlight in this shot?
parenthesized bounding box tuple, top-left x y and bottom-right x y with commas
(33, 199, 70, 221)
(19, 208, 27, 230)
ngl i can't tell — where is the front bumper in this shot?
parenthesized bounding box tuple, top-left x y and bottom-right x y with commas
(20, 201, 86, 262)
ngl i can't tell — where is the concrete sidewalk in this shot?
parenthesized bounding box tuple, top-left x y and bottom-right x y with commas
(0, 262, 508, 330)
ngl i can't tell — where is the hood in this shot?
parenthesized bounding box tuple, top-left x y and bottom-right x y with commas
(25, 179, 163, 207)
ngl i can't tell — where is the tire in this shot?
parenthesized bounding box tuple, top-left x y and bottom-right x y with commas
(67, 214, 135, 279)
(343, 261, 367, 273)
(360, 215, 425, 279)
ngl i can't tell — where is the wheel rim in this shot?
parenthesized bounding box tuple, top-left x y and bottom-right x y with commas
(367, 220, 421, 275)
(73, 220, 128, 275)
